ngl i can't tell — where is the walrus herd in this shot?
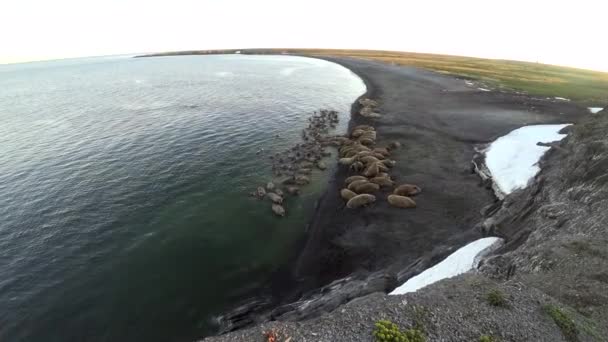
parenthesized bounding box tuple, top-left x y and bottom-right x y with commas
(251, 109, 342, 216)
(338, 97, 421, 209)
(251, 98, 421, 216)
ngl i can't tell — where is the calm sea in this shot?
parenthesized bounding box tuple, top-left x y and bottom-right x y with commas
(0, 55, 365, 341)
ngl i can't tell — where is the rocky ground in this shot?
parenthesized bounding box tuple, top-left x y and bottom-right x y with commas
(204, 59, 605, 341)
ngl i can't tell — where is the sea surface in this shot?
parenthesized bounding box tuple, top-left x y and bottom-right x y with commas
(0, 55, 365, 341)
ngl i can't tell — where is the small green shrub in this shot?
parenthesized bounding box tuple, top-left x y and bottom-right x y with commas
(486, 289, 508, 307)
(373, 320, 425, 342)
(479, 335, 496, 342)
(543, 304, 578, 342)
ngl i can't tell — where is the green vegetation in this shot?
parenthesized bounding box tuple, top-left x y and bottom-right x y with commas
(373, 320, 426, 342)
(543, 304, 579, 342)
(141, 49, 608, 105)
(479, 335, 497, 342)
(486, 289, 508, 308)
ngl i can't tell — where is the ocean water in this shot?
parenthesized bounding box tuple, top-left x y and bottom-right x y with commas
(0, 55, 365, 341)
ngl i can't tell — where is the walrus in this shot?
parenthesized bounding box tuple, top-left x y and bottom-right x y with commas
(373, 147, 390, 156)
(354, 182, 380, 194)
(348, 179, 369, 191)
(272, 204, 286, 217)
(387, 194, 416, 208)
(266, 192, 283, 204)
(363, 162, 379, 177)
(286, 186, 300, 195)
(339, 157, 355, 166)
(349, 161, 364, 172)
(376, 163, 389, 172)
(266, 182, 275, 191)
(316, 161, 327, 170)
(360, 156, 381, 165)
(351, 129, 365, 138)
(346, 194, 376, 209)
(388, 141, 401, 150)
(381, 159, 396, 168)
(355, 151, 374, 158)
(359, 137, 375, 146)
(345, 175, 367, 185)
(295, 175, 310, 185)
(370, 176, 394, 187)
(275, 189, 284, 197)
(359, 98, 378, 107)
(340, 188, 357, 201)
(353, 124, 375, 131)
(298, 168, 312, 174)
(393, 184, 422, 196)
(257, 187, 266, 198)
(372, 152, 386, 160)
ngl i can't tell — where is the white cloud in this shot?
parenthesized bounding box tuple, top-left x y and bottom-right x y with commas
(1, 0, 607, 71)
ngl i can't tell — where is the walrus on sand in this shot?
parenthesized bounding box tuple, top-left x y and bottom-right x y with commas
(353, 182, 380, 194)
(394, 184, 422, 196)
(272, 204, 286, 216)
(340, 188, 357, 201)
(387, 194, 416, 208)
(348, 179, 369, 191)
(346, 194, 376, 209)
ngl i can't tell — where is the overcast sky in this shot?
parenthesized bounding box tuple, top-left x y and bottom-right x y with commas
(1, 0, 606, 71)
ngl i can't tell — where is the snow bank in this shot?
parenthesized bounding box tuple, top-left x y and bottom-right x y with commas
(390, 237, 503, 295)
(589, 107, 604, 114)
(554, 97, 570, 101)
(485, 124, 570, 195)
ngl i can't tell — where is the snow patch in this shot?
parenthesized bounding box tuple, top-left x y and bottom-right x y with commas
(478, 88, 491, 92)
(554, 97, 570, 101)
(588, 107, 604, 114)
(390, 237, 503, 295)
(485, 124, 570, 195)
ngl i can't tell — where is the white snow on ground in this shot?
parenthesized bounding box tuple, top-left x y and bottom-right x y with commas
(478, 88, 491, 92)
(554, 97, 570, 101)
(588, 107, 604, 114)
(390, 237, 503, 295)
(485, 124, 570, 195)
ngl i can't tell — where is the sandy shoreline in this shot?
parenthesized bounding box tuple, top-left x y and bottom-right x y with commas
(206, 55, 589, 337)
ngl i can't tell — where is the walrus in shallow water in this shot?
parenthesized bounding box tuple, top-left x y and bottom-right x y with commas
(348, 179, 369, 191)
(340, 188, 357, 201)
(316, 161, 327, 170)
(393, 184, 422, 196)
(346, 194, 376, 209)
(353, 182, 380, 194)
(266, 192, 283, 204)
(345, 175, 367, 185)
(286, 186, 300, 195)
(257, 187, 266, 198)
(272, 204, 286, 216)
(266, 182, 275, 191)
(387, 194, 416, 208)
(388, 141, 401, 150)
(275, 189, 284, 197)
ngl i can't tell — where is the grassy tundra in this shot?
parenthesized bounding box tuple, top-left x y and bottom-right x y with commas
(139, 49, 608, 106)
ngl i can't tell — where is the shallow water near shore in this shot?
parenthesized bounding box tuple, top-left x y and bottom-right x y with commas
(0, 55, 365, 341)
